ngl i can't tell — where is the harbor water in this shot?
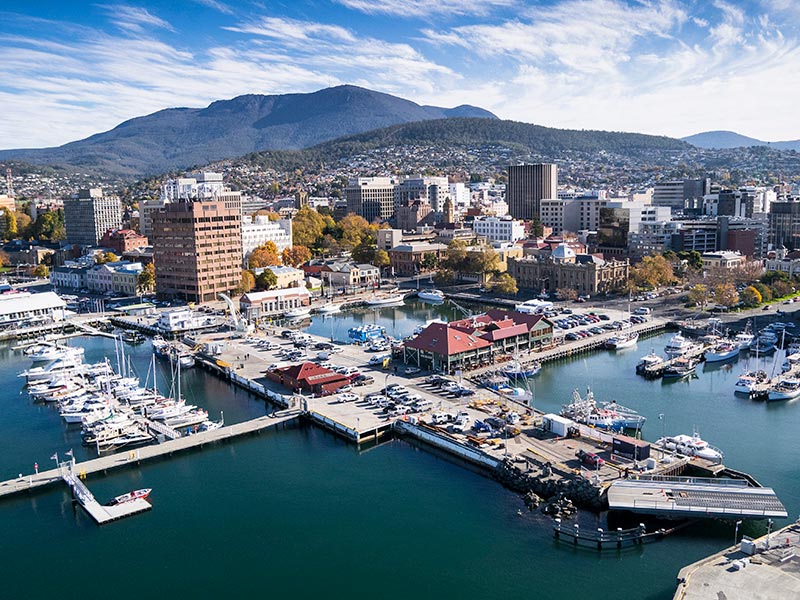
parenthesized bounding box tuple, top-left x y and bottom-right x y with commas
(1, 306, 799, 599)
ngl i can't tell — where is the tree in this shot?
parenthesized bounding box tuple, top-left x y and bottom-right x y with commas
(281, 245, 311, 267)
(292, 206, 328, 247)
(137, 262, 155, 292)
(677, 250, 703, 271)
(339, 214, 373, 250)
(372, 248, 390, 269)
(96, 251, 120, 264)
(687, 284, 710, 308)
(420, 252, 438, 271)
(713, 283, 739, 308)
(753, 282, 773, 302)
(236, 270, 256, 295)
(632, 254, 674, 289)
(256, 269, 278, 290)
(492, 273, 518, 296)
(351, 242, 376, 264)
(33, 210, 65, 241)
(14, 211, 32, 239)
(0, 250, 9, 267)
(2, 208, 17, 238)
(434, 268, 456, 286)
(32, 264, 49, 278)
(771, 279, 794, 298)
(556, 287, 578, 301)
(248, 241, 281, 268)
(741, 286, 762, 307)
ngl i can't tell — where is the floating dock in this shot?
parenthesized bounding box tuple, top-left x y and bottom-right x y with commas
(63, 469, 151, 524)
(607, 476, 787, 519)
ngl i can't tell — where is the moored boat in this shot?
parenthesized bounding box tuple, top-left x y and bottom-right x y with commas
(105, 488, 152, 506)
(635, 350, 664, 374)
(417, 289, 445, 303)
(734, 370, 768, 394)
(364, 293, 405, 306)
(502, 361, 541, 379)
(316, 302, 342, 314)
(704, 341, 740, 363)
(664, 333, 693, 358)
(605, 331, 639, 350)
(284, 306, 312, 319)
(662, 357, 697, 379)
(767, 378, 800, 402)
(656, 433, 723, 462)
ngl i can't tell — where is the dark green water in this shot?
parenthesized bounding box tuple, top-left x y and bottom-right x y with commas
(0, 324, 796, 599)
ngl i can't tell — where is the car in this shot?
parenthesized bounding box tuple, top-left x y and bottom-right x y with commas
(763, 305, 772, 310)
(441, 382, 461, 393)
(455, 387, 475, 397)
(338, 384, 353, 392)
(405, 366, 421, 375)
(577, 449, 605, 467)
(337, 392, 358, 402)
(352, 375, 375, 386)
(598, 314, 610, 321)
(565, 333, 579, 341)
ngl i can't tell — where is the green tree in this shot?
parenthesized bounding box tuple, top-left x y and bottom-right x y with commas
(434, 268, 456, 285)
(33, 209, 65, 241)
(771, 280, 794, 298)
(137, 262, 155, 292)
(688, 284, 710, 308)
(677, 250, 703, 271)
(493, 273, 518, 296)
(741, 285, 762, 307)
(281, 245, 312, 267)
(351, 242, 376, 264)
(420, 253, 438, 271)
(753, 282, 773, 302)
(32, 264, 49, 278)
(292, 206, 328, 247)
(256, 269, 278, 290)
(713, 283, 739, 308)
(372, 249, 390, 269)
(248, 241, 281, 268)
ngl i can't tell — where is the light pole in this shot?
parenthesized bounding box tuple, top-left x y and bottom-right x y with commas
(734, 520, 742, 547)
(658, 413, 665, 441)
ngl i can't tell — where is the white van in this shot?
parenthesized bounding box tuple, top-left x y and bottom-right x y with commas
(431, 412, 450, 425)
(414, 399, 434, 412)
(633, 307, 651, 315)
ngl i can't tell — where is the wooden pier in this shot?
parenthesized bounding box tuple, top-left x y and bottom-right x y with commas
(0, 411, 300, 501)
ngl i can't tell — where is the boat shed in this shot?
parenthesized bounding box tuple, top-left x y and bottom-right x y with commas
(0, 291, 66, 326)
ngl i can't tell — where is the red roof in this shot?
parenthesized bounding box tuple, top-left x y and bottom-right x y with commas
(485, 309, 550, 332)
(405, 322, 491, 356)
(279, 362, 348, 386)
(481, 323, 529, 341)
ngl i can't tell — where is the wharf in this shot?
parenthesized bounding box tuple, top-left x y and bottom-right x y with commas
(62, 468, 151, 524)
(0, 411, 300, 500)
(639, 344, 708, 379)
(674, 522, 800, 600)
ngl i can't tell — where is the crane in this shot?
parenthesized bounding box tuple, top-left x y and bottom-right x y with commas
(218, 293, 254, 335)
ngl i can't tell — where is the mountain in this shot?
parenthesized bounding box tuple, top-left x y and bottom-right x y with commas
(683, 130, 800, 152)
(0, 85, 496, 176)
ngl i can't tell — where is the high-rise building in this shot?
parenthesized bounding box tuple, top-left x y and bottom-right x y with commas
(394, 176, 449, 213)
(506, 164, 557, 220)
(653, 179, 710, 212)
(152, 199, 242, 303)
(64, 188, 122, 246)
(241, 215, 293, 261)
(345, 177, 395, 222)
(768, 198, 800, 250)
(472, 215, 526, 243)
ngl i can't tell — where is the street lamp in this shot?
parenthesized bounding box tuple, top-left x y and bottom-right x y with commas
(734, 519, 742, 547)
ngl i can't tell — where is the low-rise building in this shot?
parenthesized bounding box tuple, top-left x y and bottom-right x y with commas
(700, 251, 746, 270)
(239, 288, 312, 320)
(319, 262, 380, 291)
(266, 362, 350, 396)
(157, 308, 215, 332)
(472, 215, 526, 243)
(50, 265, 89, 290)
(99, 229, 149, 255)
(388, 242, 448, 276)
(264, 265, 305, 289)
(0, 291, 66, 326)
(112, 263, 144, 295)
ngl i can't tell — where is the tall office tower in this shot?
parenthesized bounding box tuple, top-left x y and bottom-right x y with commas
(345, 177, 395, 222)
(64, 188, 122, 246)
(506, 164, 557, 220)
(152, 199, 243, 303)
(653, 179, 711, 212)
(768, 198, 800, 250)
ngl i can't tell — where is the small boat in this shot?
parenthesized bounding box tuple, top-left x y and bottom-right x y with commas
(105, 488, 152, 506)
(316, 302, 342, 314)
(662, 357, 696, 379)
(664, 333, 693, 358)
(27, 344, 84, 365)
(635, 350, 664, 374)
(734, 370, 768, 394)
(749, 333, 777, 354)
(656, 433, 723, 462)
(767, 378, 800, 402)
(122, 331, 146, 344)
(704, 341, 739, 363)
(502, 361, 541, 379)
(605, 332, 639, 350)
(284, 306, 312, 319)
(152, 335, 170, 357)
(734, 331, 755, 350)
(782, 353, 800, 373)
(417, 289, 445, 303)
(364, 293, 405, 306)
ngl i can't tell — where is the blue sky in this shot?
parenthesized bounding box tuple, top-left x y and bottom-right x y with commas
(1, 0, 799, 148)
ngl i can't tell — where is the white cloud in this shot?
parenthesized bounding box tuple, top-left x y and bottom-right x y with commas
(98, 4, 175, 34)
(192, 0, 234, 15)
(335, 0, 516, 18)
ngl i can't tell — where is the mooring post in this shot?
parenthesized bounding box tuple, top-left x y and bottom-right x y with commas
(597, 528, 604, 550)
(574, 523, 579, 545)
(617, 527, 623, 549)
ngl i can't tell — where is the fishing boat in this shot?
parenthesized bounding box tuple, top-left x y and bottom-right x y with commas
(284, 306, 312, 319)
(734, 323, 755, 351)
(105, 488, 152, 506)
(704, 341, 740, 363)
(417, 289, 445, 303)
(635, 350, 664, 374)
(662, 357, 697, 379)
(749, 332, 777, 354)
(605, 331, 639, 350)
(782, 353, 800, 373)
(656, 433, 723, 462)
(734, 370, 768, 394)
(316, 302, 342, 314)
(598, 401, 647, 430)
(122, 331, 146, 344)
(364, 293, 405, 306)
(664, 333, 693, 358)
(767, 378, 800, 402)
(502, 361, 541, 379)
(561, 388, 644, 431)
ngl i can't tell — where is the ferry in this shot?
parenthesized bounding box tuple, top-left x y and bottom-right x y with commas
(105, 488, 152, 506)
(656, 433, 723, 462)
(364, 293, 406, 306)
(605, 332, 639, 350)
(417, 289, 445, 303)
(349, 324, 386, 342)
(664, 333, 693, 358)
(284, 306, 312, 319)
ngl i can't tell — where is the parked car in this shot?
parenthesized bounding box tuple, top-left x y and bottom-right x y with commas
(577, 449, 605, 467)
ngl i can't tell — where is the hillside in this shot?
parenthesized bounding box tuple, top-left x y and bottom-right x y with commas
(0, 85, 495, 176)
(684, 130, 800, 152)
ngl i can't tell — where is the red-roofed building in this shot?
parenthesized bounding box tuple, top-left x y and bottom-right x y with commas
(265, 362, 350, 396)
(100, 228, 149, 255)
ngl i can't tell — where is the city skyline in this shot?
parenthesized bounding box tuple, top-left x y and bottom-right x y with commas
(2, 0, 799, 148)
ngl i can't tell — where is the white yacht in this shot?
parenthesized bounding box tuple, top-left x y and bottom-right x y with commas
(704, 341, 740, 363)
(21, 354, 84, 384)
(749, 333, 777, 354)
(26, 344, 84, 365)
(656, 433, 723, 462)
(636, 350, 664, 375)
(364, 293, 405, 306)
(605, 331, 639, 350)
(316, 302, 342, 314)
(284, 306, 312, 319)
(417, 289, 445, 303)
(664, 333, 693, 358)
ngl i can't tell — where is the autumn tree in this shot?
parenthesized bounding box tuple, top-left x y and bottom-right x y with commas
(236, 270, 256, 295)
(248, 241, 281, 268)
(771, 280, 794, 298)
(434, 268, 456, 285)
(292, 206, 329, 247)
(753, 282, 773, 302)
(372, 249, 390, 269)
(556, 287, 578, 301)
(255, 269, 278, 290)
(281, 245, 311, 267)
(32, 264, 49, 278)
(493, 273, 518, 296)
(33, 210, 65, 241)
(687, 284, 710, 308)
(0, 250, 10, 267)
(339, 214, 373, 250)
(632, 254, 674, 289)
(2, 208, 17, 238)
(137, 262, 155, 292)
(713, 283, 739, 308)
(741, 286, 762, 307)
(95, 251, 120, 265)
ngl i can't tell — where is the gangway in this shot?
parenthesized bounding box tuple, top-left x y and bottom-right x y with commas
(61, 462, 151, 524)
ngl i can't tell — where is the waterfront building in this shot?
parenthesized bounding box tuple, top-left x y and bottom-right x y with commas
(403, 309, 554, 373)
(111, 262, 144, 295)
(508, 244, 629, 296)
(152, 198, 242, 303)
(507, 164, 557, 220)
(86, 263, 117, 294)
(472, 215, 526, 243)
(597, 202, 670, 258)
(266, 362, 350, 396)
(156, 308, 213, 333)
(388, 242, 448, 276)
(345, 177, 395, 222)
(241, 215, 293, 260)
(64, 188, 122, 246)
(0, 291, 65, 325)
(700, 251, 746, 270)
(239, 288, 312, 320)
(319, 262, 380, 291)
(99, 229, 149, 255)
(263, 265, 305, 289)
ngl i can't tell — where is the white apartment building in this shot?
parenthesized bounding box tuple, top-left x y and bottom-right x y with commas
(241, 215, 293, 258)
(472, 215, 526, 243)
(540, 198, 580, 234)
(394, 176, 450, 212)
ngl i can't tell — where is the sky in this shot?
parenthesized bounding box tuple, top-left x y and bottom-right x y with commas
(1, 0, 799, 149)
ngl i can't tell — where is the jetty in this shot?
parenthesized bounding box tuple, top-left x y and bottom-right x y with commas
(62, 466, 151, 524)
(638, 344, 708, 379)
